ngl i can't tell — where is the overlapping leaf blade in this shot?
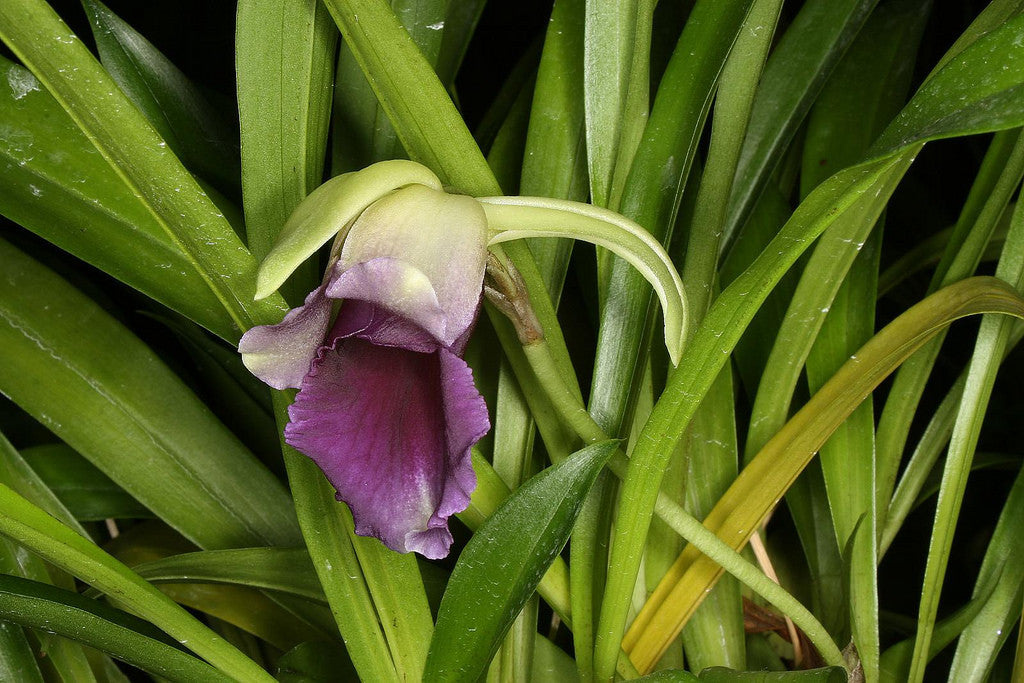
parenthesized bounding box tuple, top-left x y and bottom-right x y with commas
(0, 239, 299, 550)
(0, 55, 235, 340)
(0, 575, 233, 683)
(424, 441, 616, 682)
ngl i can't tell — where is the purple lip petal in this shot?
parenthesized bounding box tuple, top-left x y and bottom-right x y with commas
(435, 347, 489, 513)
(326, 256, 449, 343)
(242, 179, 493, 558)
(238, 284, 333, 390)
(329, 299, 440, 353)
(338, 185, 487, 347)
(284, 335, 489, 559)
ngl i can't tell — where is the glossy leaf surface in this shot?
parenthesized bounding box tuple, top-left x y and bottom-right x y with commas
(424, 441, 616, 682)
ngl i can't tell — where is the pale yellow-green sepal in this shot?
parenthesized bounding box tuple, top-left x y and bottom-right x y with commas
(479, 197, 688, 365)
(255, 160, 443, 299)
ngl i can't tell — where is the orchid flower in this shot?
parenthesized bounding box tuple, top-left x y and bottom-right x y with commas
(240, 161, 688, 559)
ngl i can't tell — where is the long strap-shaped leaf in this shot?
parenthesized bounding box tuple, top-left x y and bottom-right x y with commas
(237, 0, 337, 302)
(128, 549, 326, 604)
(425, 442, 617, 682)
(81, 0, 241, 198)
(723, 0, 881, 245)
(626, 277, 1024, 670)
(670, 0, 785, 670)
(0, 239, 299, 550)
(0, 55, 235, 340)
(948, 464, 1024, 680)
(0, 434, 103, 680)
(600, 10, 1024, 676)
(0, 574, 233, 683)
(907, 181, 1024, 682)
(0, 482, 273, 681)
(0, 0, 287, 333)
(588, 0, 753, 440)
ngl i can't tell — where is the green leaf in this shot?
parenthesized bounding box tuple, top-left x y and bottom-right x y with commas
(724, 0, 881, 245)
(519, 0, 589, 297)
(424, 441, 617, 682)
(878, 575, 997, 682)
(0, 434, 86, 537)
(333, 0, 449, 174)
(610, 151, 907, 675)
(808, 227, 882, 657)
(146, 313, 280, 469)
(907, 176, 1024, 682)
(0, 239, 300, 550)
(236, 0, 337, 300)
(481, 48, 538, 194)
(457, 450, 575, 627)
(0, 574, 232, 682)
(0, 0, 287, 333)
(582, 0, 639, 208)
(275, 640, 358, 682)
(631, 670, 698, 682)
(20, 444, 150, 522)
(876, 130, 1022, 525)
(475, 40, 540, 160)
(882, 129, 1024, 524)
(0, 483, 273, 681)
(531, 635, 579, 682)
(0, 621, 43, 683)
(610, 8, 1024, 670)
(681, 0, 784, 322)
(672, 0, 785, 667)
(127, 548, 325, 603)
(347, 532, 433, 682)
(154, 583, 330, 652)
(948, 464, 1024, 680)
(320, 0, 496, 196)
(0, 434, 117, 681)
(869, 13, 1024, 158)
(676, 366, 745, 672)
(720, 187, 794, 398)
(0, 55, 235, 341)
(588, 0, 754, 448)
(698, 668, 848, 682)
(604, 0, 654, 214)
(779, 5, 931, 667)
(435, 0, 486, 86)
(80, 0, 240, 196)
(744, 157, 910, 468)
(625, 277, 1024, 670)
(744, 0, 931, 472)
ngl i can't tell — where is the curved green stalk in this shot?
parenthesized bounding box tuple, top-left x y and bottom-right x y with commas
(481, 197, 687, 364)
